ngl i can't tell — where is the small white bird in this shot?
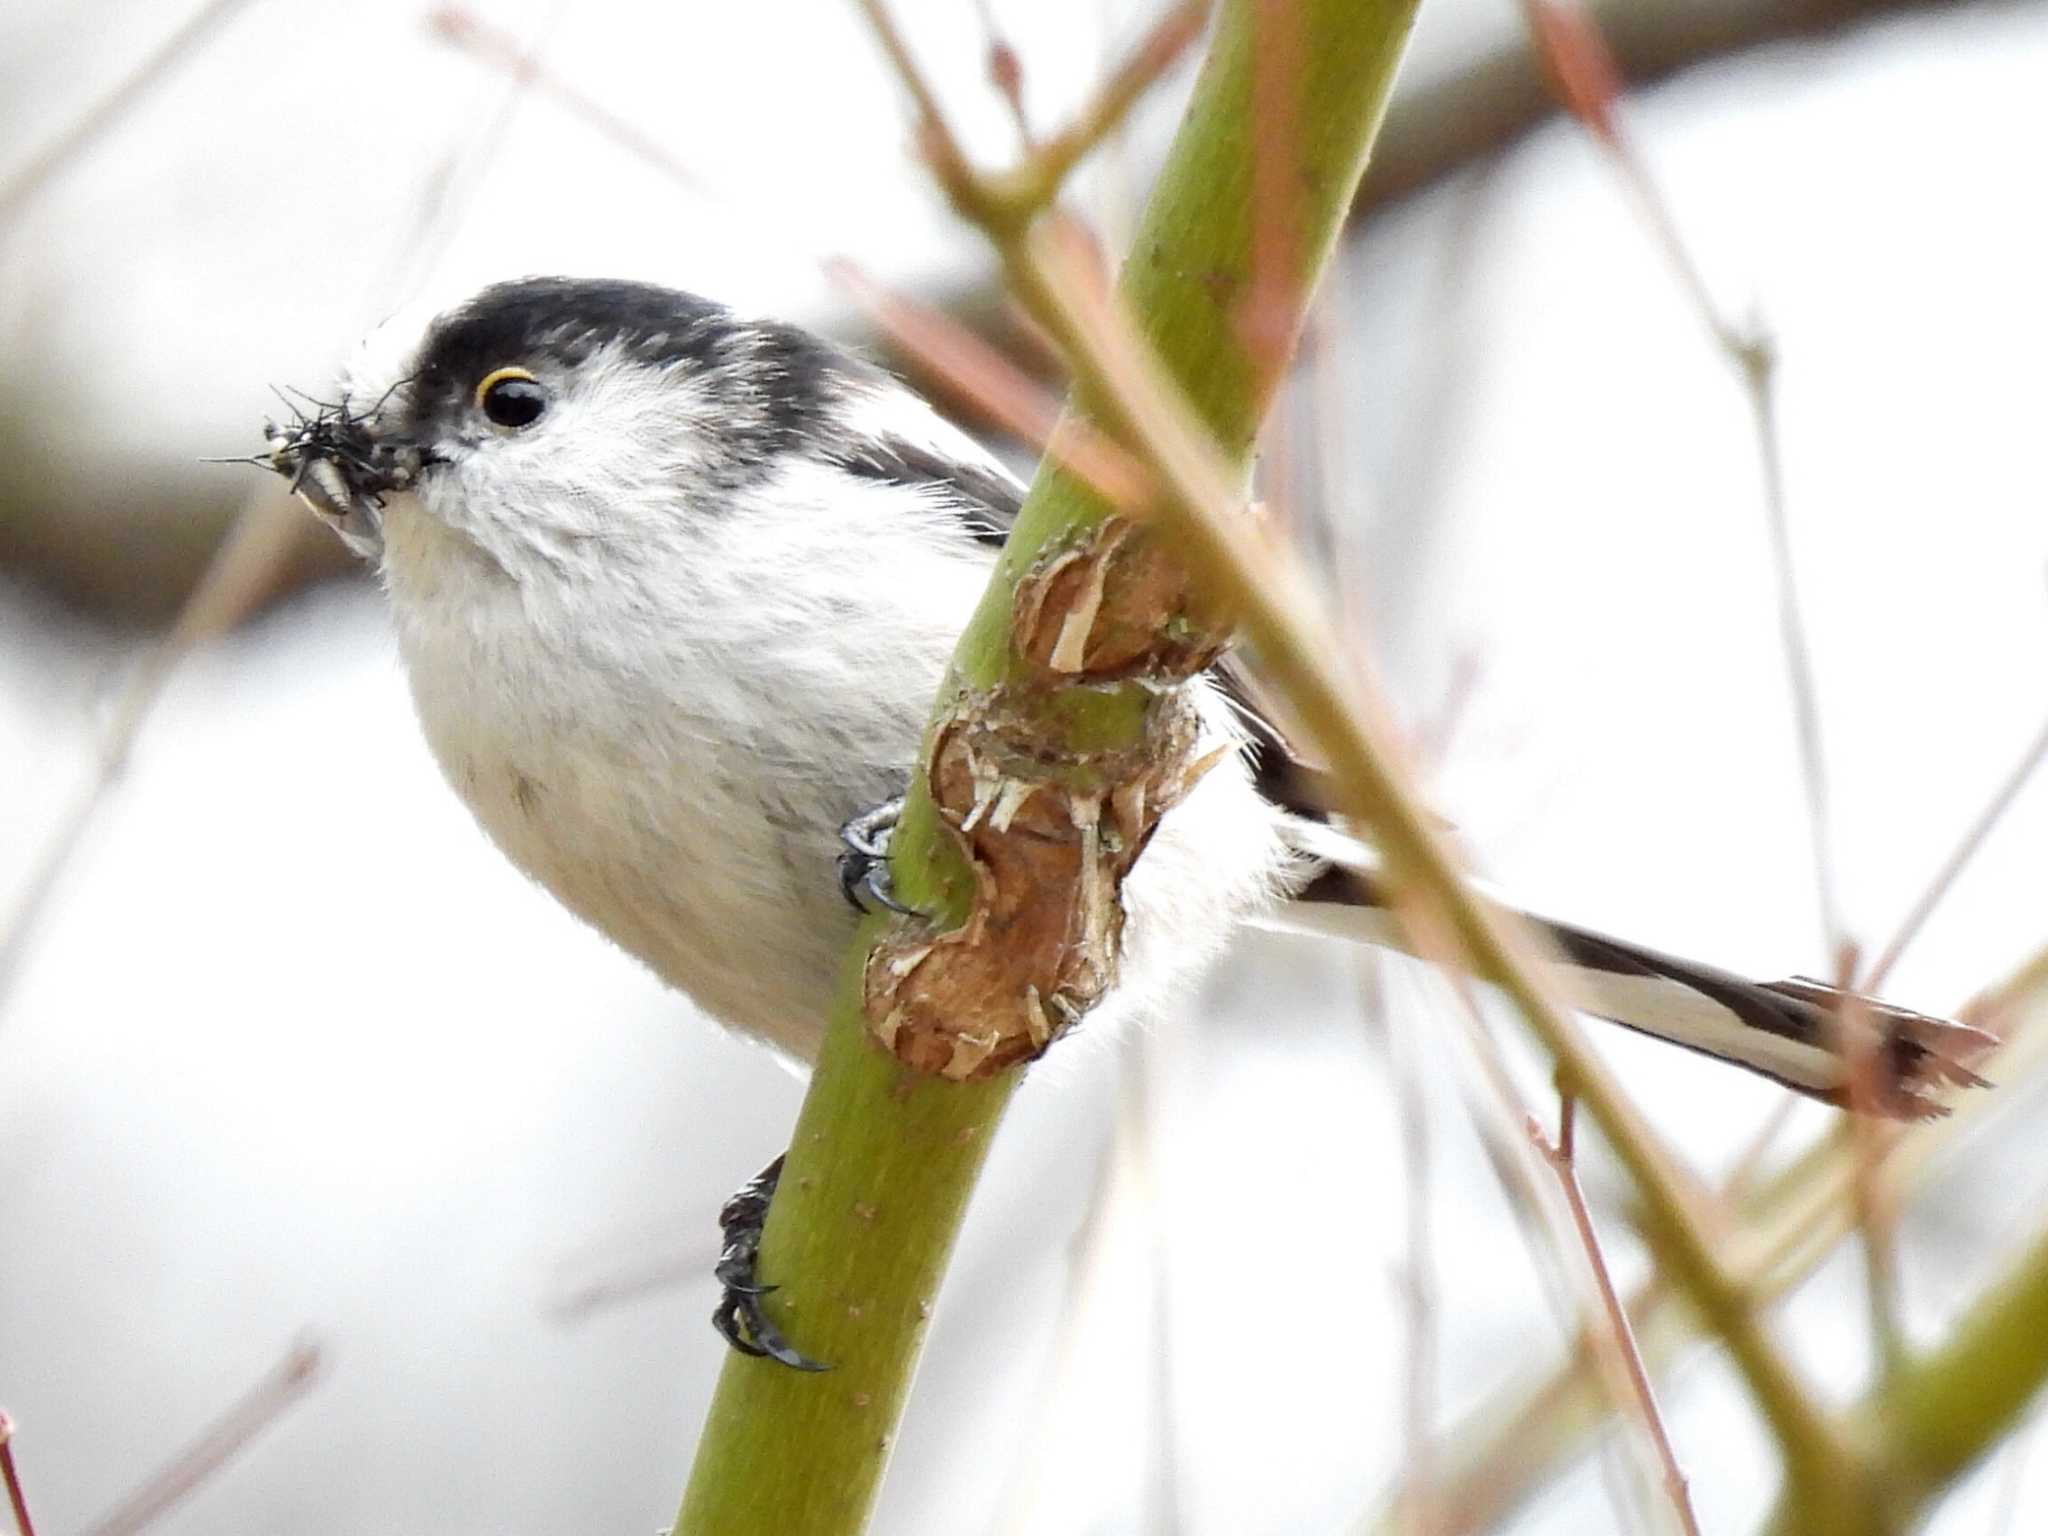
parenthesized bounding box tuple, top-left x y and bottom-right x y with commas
(259, 275, 1988, 1363)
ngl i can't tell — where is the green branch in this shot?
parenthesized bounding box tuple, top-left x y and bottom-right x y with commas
(1371, 938, 2048, 1534)
(674, 4, 1423, 1532)
(1855, 1221, 2048, 1518)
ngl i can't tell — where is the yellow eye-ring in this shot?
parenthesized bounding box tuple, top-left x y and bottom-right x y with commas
(475, 366, 549, 429)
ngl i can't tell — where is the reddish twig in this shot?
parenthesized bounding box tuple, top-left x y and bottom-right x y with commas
(1390, 901, 1679, 1532)
(828, 257, 1155, 510)
(970, 0, 1035, 148)
(81, 1339, 323, 1536)
(854, 0, 1206, 232)
(1528, 1097, 1704, 1536)
(0, 1412, 36, 1536)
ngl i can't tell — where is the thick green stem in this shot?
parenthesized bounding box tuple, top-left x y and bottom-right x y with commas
(1862, 1222, 2048, 1510)
(675, 934, 1016, 1535)
(675, 4, 1422, 1532)
(890, 0, 1424, 911)
(1762, 1215, 2048, 1536)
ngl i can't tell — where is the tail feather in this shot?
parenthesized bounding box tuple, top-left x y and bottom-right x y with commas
(1279, 860, 1995, 1120)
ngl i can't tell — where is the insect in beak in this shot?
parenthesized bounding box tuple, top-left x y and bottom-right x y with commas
(235, 386, 425, 561)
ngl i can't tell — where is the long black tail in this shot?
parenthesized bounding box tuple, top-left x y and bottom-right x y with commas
(1280, 861, 1993, 1120)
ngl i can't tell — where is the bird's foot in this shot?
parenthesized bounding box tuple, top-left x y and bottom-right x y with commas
(711, 1154, 827, 1372)
(838, 795, 917, 916)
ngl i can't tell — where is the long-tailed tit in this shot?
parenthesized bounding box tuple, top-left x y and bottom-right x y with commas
(256, 276, 1989, 1365)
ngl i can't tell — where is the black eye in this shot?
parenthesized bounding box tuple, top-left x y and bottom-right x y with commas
(475, 367, 548, 429)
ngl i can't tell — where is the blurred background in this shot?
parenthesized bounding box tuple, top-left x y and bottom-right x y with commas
(5, 0, 2048, 1531)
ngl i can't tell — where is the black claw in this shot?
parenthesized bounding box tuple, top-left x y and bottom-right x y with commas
(838, 795, 919, 916)
(712, 1154, 828, 1372)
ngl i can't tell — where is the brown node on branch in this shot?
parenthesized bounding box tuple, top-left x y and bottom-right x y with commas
(864, 517, 1235, 1080)
(1012, 515, 1234, 679)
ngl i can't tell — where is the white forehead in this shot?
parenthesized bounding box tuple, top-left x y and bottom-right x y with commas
(337, 291, 459, 405)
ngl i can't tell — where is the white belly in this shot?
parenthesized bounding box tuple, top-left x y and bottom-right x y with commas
(376, 488, 1297, 1064)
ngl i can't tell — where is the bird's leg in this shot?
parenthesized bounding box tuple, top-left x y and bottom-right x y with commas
(711, 1153, 827, 1372)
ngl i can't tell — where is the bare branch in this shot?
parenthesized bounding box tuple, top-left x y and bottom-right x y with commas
(1519, 0, 1842, 952)
(854, 0, 1206, 233)
(1017, 211, 1863, 1503)
(1380, 952, 2048, 1533)
(1029, 3, 1209, 214)
(827, 259, 1155, 510)
(0, 498, 303, 1012)
(969, 0, 1036, 149)
(0, 1412, 35, 1536)
(1369, 956, 1443, 1534)
(1865, 707, 2048, 994)
(1377, 897, 1675, 1534)
(81, 1339, 323, 1536)
(1528, 1095, 1703, 1536)
(426, 7, 709, 195)
(0, 0, 257, 231)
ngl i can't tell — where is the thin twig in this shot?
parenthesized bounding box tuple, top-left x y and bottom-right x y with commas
(0, 1412, 34, 1536)
(971, 0, 1036, 149)
(1371, 949, 2048, 1535)
(826, 258, 1155, 509)
(1717, 1098, 1799, 1206)
(1014, 215, 1862, 1501)
(1835, 946, 1908, 1374)
(1132, 1032, 1187, 1535)
(1864, 706, 2048, 994)
(1521, 0, 1904, 1411)
(1023, 3, 1208, 213)
(1519, 0, 1842, 952)
(0, 498, 303, 1011)
(1745, 349, 1844, 951)
(545, 1230, 720, 1322)
(81, 1339, 323, 1536)
(853, 0, 1205, 234)
(1368, 954, 1441, 1535)
(0, 0, 257, 231)
(1379, 903, 1668, 1535)
(426, 8, 707, 193)
(1, 16, 535, 1014)
(373, 0, 573, 313)
(1529, 1097, 1703, 1536)
(985, 1082, 1138, 1536)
